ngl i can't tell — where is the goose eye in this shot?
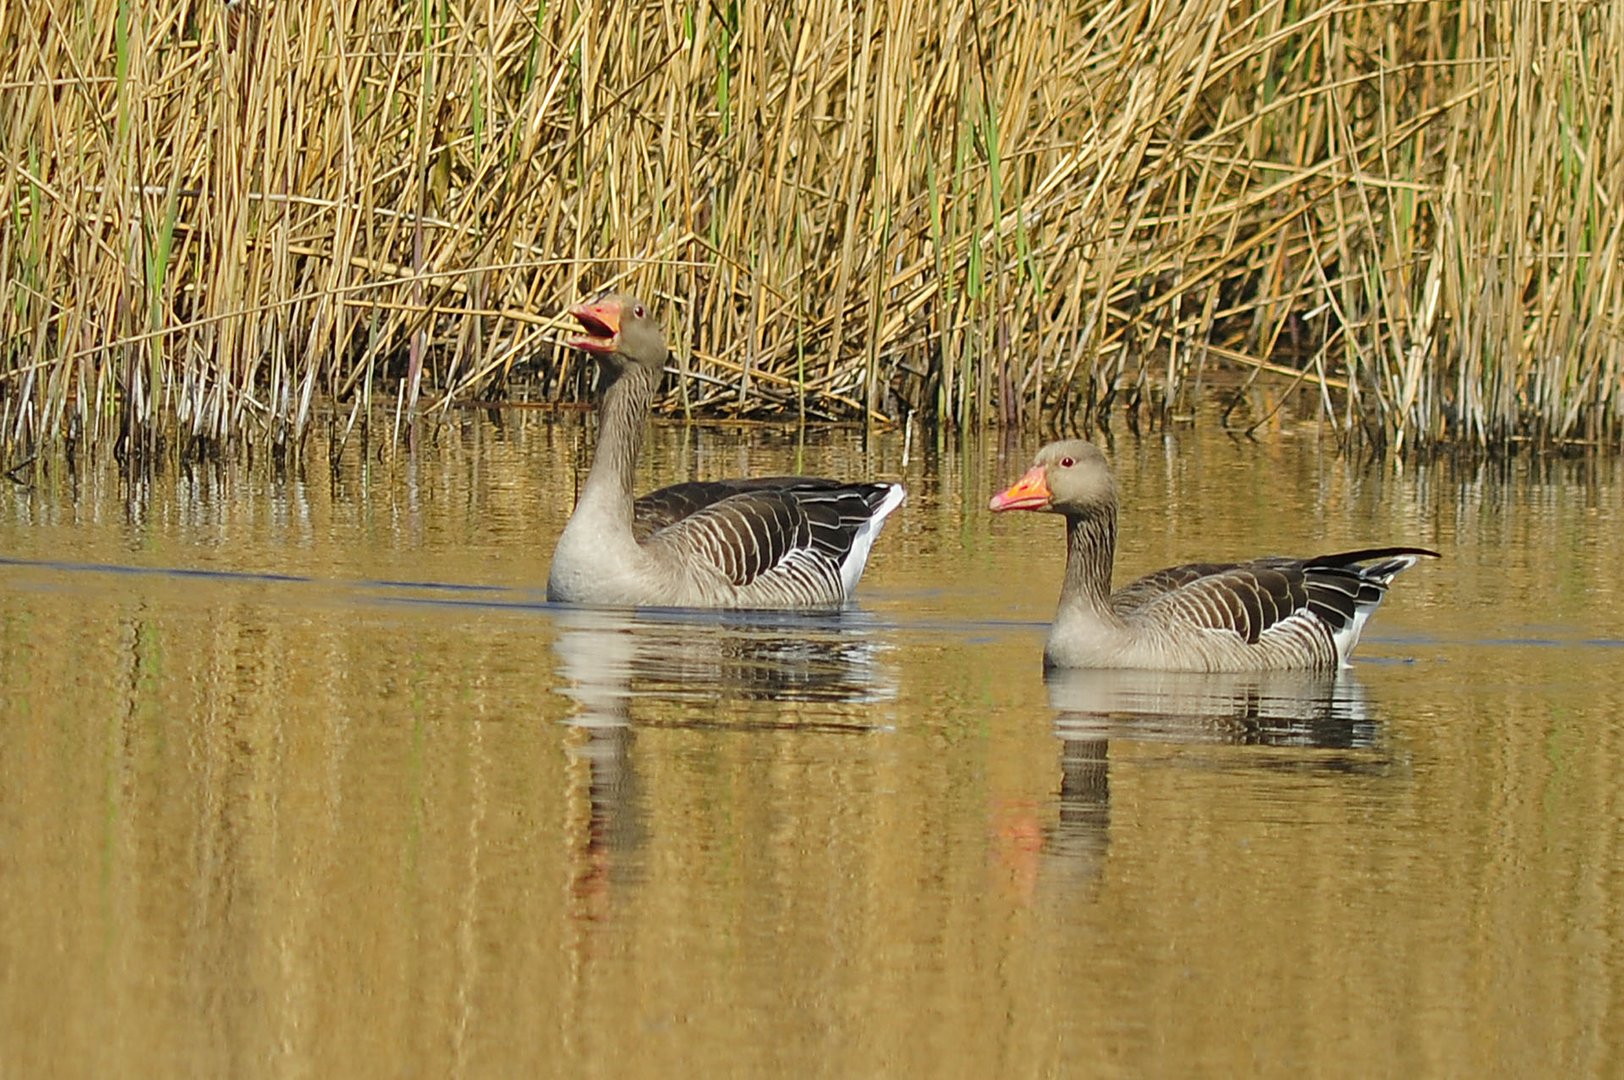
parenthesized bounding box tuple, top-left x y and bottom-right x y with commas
(1060, 456, 1075, 468)
(633, 304, 646, 319)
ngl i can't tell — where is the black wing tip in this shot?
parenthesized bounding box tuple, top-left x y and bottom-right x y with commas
(1309, 546, 1441, 568)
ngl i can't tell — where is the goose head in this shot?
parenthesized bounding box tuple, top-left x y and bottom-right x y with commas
(566, 292, 668, 380)
(989, 439, 1116, 515)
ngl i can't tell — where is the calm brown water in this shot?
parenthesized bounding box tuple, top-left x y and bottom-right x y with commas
(2, 414, 1622, 1078)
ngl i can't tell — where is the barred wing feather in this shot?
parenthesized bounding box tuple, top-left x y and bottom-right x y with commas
(1125, 559, 1309, 644)
(640, 480, 904, 600)
(1121, 547, 1433, 649)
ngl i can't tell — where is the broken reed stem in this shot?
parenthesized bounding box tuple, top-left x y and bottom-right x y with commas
(1, 0, 1622, 461)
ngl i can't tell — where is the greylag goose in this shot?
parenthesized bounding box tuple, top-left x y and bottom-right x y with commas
(989, 440, 1437, 672)
(547, 292, 905, 609)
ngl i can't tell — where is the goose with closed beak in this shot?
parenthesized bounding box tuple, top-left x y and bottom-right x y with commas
(548, 292, 905, 610)
(990, 440, 1437, 671)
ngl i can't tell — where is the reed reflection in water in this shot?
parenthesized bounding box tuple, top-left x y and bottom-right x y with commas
(4, 415, 1623, 1078)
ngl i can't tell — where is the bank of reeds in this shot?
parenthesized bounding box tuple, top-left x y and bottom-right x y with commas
(2, 0, 1622, 461)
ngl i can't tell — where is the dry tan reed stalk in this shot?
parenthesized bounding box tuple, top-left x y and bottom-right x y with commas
(1, 0, 1622, 461)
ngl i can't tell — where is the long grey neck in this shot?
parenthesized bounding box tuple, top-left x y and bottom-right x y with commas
(1060, 504, 1117, 615)
(576, 364, 656, 529)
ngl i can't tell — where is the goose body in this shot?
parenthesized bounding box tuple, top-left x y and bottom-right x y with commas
(990, 440, 1437, 672)
(547, 293, 904, 610)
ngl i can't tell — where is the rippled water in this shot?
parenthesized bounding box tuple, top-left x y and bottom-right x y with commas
(2, 413, 1622, 1077)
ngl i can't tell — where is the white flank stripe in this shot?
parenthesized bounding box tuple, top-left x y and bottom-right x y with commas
(838, 484, 907, 598)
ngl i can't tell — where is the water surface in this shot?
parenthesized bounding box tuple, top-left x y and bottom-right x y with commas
(2, 415, 1621, 1077)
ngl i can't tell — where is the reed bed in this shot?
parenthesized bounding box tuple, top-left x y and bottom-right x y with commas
(2, 0, 1622, 461)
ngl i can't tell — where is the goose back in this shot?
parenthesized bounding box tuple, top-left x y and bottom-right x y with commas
(1094, 547, 1435, 672)
(633, 479, 905, 607)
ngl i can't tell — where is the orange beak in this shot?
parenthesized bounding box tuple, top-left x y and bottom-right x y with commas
(989, 465, 1052, 512)
(567, 298, 622, 354)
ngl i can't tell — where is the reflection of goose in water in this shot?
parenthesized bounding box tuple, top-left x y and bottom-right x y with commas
(1046, 666, 1377, 748)
(551, 605, 899, 930)
(551, 605, 897, 730)
(1039, 667, 1387, 890)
